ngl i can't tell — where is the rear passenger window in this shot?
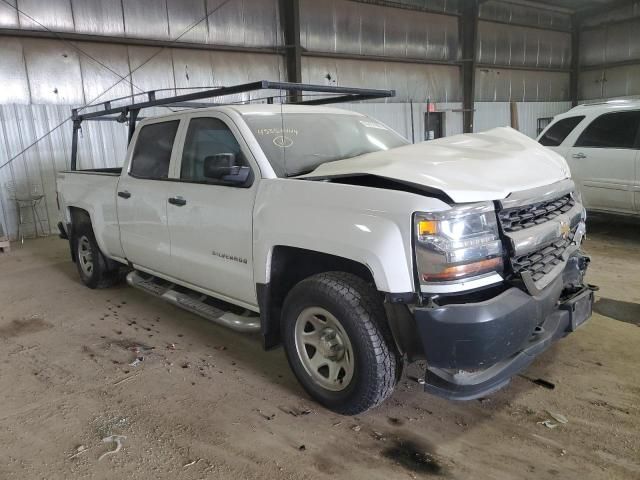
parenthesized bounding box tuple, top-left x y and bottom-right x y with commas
(130, 121, 180, 179)
(538, 116, 584, 146)
(574, 111, 640, 149)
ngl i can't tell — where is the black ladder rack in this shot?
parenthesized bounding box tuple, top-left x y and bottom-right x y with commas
(70, 80, 395, 170)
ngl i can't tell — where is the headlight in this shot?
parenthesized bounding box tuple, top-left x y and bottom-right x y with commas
(414, 203, 503, 284)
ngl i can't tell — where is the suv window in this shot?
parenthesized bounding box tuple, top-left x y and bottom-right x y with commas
(538, 116, 584, 146)
(130, 120, 180, 179)
(574, 111, 640, 149)
(180, 117, 249, 184)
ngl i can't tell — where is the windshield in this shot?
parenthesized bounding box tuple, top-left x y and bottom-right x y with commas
(242, 112, 409, 177)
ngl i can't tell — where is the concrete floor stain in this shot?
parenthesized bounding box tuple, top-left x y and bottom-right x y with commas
(0, 316, 52, 339)
(382, 438, 444, 476)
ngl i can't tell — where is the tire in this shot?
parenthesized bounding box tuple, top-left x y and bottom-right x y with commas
(73, 223, 120, 289)
(281, 272, 399, 415)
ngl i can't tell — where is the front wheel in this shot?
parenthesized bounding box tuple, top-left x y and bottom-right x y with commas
(282, 272, 399, 415)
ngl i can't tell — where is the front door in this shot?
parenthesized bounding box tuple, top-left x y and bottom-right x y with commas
(165, 114, 258, 308)
(566, 110, 640, 214)
(117, 119, 181, 273)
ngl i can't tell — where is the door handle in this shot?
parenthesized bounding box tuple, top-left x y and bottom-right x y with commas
(168, 196, 187, 206)
(118, 190, 131, 199)
(572, 152, 586, 159)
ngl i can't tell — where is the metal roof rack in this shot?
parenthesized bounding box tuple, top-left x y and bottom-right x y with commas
(70, 80, 395, 170)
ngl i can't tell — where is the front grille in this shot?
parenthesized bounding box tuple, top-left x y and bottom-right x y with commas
(510, 228, 577, 282)
(498, 194, 575, 233)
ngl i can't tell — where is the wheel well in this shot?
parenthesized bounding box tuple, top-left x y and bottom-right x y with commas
(258, 246, 377, 349)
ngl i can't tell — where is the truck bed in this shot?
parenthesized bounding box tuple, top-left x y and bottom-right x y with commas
(56, 169, 123, 259)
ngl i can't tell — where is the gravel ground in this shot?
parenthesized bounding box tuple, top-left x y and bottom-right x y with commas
(0, 213, 638, 480)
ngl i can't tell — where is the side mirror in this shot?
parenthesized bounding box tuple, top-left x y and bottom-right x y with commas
(203, 153, 239, 179)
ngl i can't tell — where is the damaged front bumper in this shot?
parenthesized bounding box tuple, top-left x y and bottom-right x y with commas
(410, 252, 594, 400)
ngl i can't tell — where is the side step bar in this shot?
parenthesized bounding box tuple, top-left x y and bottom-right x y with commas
(126, 271, 260, 333)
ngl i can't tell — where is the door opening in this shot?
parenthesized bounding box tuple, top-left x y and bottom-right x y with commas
(425, 112, 445, 140)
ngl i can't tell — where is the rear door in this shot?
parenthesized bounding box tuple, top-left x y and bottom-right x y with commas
(165, 113, 258, 307)
(566, 110, 640, 214)
(116, 118, 181, 273)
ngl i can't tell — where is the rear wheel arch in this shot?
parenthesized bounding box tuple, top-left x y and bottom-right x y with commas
(68, 207, 121, 275)
(257, 246, 379, 349)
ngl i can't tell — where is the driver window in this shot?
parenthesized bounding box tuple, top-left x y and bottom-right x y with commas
(180, 117, 249, 184)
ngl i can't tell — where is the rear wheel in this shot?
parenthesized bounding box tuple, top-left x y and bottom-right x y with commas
(282, 272, 399, 415)
(74, 223, 120, 289)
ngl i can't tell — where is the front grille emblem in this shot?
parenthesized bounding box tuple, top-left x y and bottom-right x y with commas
(559, 220, 571, 239)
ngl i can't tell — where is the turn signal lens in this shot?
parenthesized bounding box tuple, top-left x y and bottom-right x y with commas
(421, 257, 503, 282)
(417, 220, 437, 236)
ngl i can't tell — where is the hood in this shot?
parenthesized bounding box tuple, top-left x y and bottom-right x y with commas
(299, 127, 570, 203)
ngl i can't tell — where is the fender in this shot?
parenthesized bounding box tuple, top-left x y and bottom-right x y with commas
(253, 178, 451, 294)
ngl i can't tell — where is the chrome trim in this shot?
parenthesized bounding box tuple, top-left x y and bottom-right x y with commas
(417, 201, 495, 221)
(420, 272, 503, 294)
(521, 221, 586, 296)
(505, 201, 584, 257)
(126, 271, 260, 333)
(499, 178, 575, 210)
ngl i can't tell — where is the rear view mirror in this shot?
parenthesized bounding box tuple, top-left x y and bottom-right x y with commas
(203, 153, 239, 179)
(202, 154, 250, 186)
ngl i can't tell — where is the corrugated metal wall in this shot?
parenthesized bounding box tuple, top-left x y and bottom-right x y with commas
(0, 0, 284, 45)
(479, 0, 571, 30)
(475, 68, 569, 102)
(0, 0, 577, 239)
(474, 101, 572, 138)
(299, 0, 461, 103)
(477, 0, 571, 104)
(579, 15, 640, 99)
(477, 21, 571, 70)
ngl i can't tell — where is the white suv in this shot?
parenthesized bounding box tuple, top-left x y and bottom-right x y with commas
(538, 100, 640, 216)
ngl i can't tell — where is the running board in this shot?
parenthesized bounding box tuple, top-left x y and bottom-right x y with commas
(126, 271, 260, 333)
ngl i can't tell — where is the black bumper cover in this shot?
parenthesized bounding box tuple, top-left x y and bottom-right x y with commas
(414, 269, 594, 400)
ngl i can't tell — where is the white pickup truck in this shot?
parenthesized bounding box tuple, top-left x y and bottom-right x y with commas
(57, 100, 594, 415)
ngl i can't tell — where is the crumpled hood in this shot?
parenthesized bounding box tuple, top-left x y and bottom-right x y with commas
(299, 127, 570, 203)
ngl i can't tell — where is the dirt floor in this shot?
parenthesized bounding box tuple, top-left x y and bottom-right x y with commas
(0, 213, 638, 480)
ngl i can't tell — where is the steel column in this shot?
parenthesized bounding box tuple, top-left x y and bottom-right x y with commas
(570, 15, 580, 107)
(280, 0, 302, 101)
(461, 1, 479, 134)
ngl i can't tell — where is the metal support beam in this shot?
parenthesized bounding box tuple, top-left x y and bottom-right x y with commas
(580, 59, 640, 71)
(348, 0, 460, 16)
(304, 50, 461, 67)
(478, 17, 571, 34)
(70, 118, 81, 171)
(570, 15, 580, 107)
(280, 0, 302, 102)
(0, 28, 282, 56)
(461, 1, 479, 134)
(476, 63, 571, 73)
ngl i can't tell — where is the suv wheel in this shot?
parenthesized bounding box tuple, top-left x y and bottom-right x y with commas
(282, 272, 399, 415)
